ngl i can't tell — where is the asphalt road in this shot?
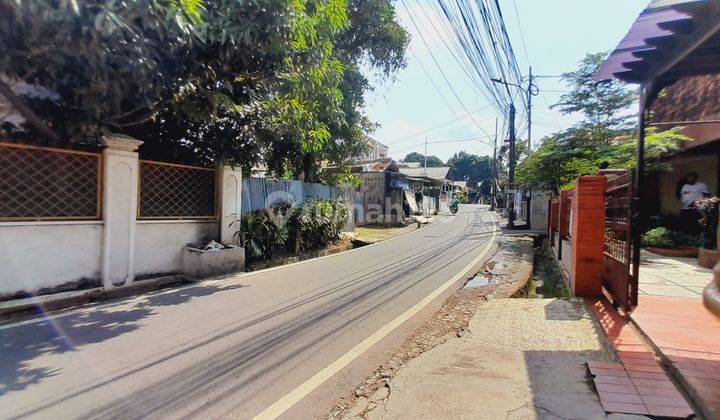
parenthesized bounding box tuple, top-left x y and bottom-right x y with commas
(0, 205, 498, 419)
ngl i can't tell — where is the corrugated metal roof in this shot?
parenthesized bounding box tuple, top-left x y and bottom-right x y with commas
(398, 166, 451, 181)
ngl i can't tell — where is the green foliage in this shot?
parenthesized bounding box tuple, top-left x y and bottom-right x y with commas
(288, 198, 349, 252)
(641, 227, 702, 249)
(403, 152, 444, 167)
(517, 126, 687, 193)
(0, 0, 203, 141)
(552, 52, 637, 128)
(516, 52, 687, 194)
(454, 189, 468, 203)
(1, 0, 408, 180)
(238, 210, 289, 262)
(335, 173, 362, 190)
(446, 152, 494, 193)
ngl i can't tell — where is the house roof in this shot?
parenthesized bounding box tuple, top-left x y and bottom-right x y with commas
(399, 166, 451, 181)
(595, 0, 720, 84)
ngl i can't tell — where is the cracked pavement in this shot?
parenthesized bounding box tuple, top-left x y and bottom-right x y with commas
(345, 298, 646, 419)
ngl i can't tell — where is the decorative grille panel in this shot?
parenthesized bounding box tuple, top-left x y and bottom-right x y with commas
(139, 161, 216, 219)
(0, 143, 101, 220)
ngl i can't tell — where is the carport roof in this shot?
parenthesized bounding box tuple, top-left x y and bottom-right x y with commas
(595, 0, 720, 84)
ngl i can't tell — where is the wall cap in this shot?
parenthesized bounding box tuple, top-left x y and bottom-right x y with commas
(101, 134, 143, 151)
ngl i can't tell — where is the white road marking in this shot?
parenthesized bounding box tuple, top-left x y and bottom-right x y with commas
(254, 210, 497, 420)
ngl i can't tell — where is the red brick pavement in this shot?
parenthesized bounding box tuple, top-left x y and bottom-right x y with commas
(632, 295, 720, 418)
(586, 298, 695, 418)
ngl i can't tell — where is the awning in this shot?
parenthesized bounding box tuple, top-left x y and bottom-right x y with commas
(403, 190, 420, 215)
(595, 0, 720, 83)
(404, 176, 445, 186)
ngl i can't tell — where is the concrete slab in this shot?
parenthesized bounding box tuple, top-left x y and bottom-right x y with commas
(361, 299, 634, 419)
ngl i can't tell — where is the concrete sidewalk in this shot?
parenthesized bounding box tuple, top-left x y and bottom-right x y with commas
(347, 298, 637, 419)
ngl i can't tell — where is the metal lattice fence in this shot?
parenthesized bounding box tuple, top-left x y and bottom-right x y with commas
(139, 160, 216, 219)
(0, 143, 101, 221)
(602, 170, 637, 310)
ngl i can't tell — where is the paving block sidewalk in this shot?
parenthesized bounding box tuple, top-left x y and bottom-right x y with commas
(351, 298, 632, 419)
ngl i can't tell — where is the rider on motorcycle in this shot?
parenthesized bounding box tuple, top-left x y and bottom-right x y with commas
(449, 197, 460, 214)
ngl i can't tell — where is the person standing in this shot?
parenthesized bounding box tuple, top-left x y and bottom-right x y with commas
(679, 172, 710, 233)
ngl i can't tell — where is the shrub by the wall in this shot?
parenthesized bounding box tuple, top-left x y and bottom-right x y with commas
(288, 198, 349, 252)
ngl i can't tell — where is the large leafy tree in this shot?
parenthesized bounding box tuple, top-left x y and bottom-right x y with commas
(0, 0, 203, 143)
(551, 52, 637, 129)
(517, 52, 685, 193)
(0, 0, 409, 180)
(403, 152, 444, 167)
(447, 151, 494, 190)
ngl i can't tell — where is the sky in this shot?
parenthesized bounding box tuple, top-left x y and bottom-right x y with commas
(363, 0, 649, 163)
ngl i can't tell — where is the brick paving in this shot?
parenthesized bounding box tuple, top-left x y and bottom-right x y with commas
(632, 295, 720, 419)
(587, 298, 695, 418)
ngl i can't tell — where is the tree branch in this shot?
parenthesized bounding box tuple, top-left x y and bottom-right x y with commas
(0, 80, 61, 143)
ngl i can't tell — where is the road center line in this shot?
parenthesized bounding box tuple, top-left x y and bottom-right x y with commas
(254, 210, 497, 420)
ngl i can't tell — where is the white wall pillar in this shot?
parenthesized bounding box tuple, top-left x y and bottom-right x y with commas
(100, 134, 143, 289)
(218, 165, 243, 245)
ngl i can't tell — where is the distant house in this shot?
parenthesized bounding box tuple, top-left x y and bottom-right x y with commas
(398, 166, 457, 210)
(353, 137, 389, 163)
(398, 166, 452, 183)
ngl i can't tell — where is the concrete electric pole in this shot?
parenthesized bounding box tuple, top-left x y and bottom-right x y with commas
(507, 103, 516, 229)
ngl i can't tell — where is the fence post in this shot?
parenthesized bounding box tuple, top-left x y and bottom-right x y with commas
(218, 165, 243, 245)
(570, 176, 607, 297)
(100, 134, 143, 290)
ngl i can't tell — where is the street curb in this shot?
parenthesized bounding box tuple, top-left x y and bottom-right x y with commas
(246, 241, 355, 272)
(0, 215, 449, 321)
(0, 275, 194, 320)
(488, 237, 535, 299)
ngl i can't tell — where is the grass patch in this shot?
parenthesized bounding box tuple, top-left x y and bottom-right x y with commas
(355, 225, 408, 241)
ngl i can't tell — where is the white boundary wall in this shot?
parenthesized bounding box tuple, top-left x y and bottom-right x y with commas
(0, 135, 241, 297)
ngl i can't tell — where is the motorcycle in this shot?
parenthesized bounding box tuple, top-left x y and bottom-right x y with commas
(449, 200, 459, 215)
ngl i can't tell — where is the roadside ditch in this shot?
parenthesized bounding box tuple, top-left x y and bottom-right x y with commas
(329, 235, 537, 419)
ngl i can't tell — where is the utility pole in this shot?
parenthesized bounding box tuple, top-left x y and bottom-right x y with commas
(527, 66, 533, 152)
(424, 136, 428, 176)
(525, 66, 534, 229)
(490, 117, 498, 211)
(507, 103, 516, 229)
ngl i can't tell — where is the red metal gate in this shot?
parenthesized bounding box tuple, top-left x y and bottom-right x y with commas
(602, 170, 638, 311)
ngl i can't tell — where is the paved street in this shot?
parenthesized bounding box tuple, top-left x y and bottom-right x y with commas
(1, 205, 498, 420)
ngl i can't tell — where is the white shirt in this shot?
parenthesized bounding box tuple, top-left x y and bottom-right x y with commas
(681, 182, 709, 209)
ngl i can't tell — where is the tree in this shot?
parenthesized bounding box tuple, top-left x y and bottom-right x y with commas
(0, 0, 409, 182)
(516, 127, 688, 194)
(403, 152, 444, 167)
(0, 0, 203, 143)
(516, 52, 686, 193)
(446, 151, 494, 193)
(551, 52, 637, 129)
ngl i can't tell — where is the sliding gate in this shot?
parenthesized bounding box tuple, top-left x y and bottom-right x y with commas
(602, 170, 638, 311)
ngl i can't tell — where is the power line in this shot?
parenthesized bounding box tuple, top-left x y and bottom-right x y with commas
(385, 103, 495, 146)
(401, 0, 494, 139)
(390, 135, 494, 154)
(408, 47, 460, 119)
(510, 0, 531, 66)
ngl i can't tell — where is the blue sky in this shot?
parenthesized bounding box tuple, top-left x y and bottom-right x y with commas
(364, 0, 648, 162)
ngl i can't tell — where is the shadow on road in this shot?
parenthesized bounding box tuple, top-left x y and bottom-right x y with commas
(0, 282, 245, 397)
